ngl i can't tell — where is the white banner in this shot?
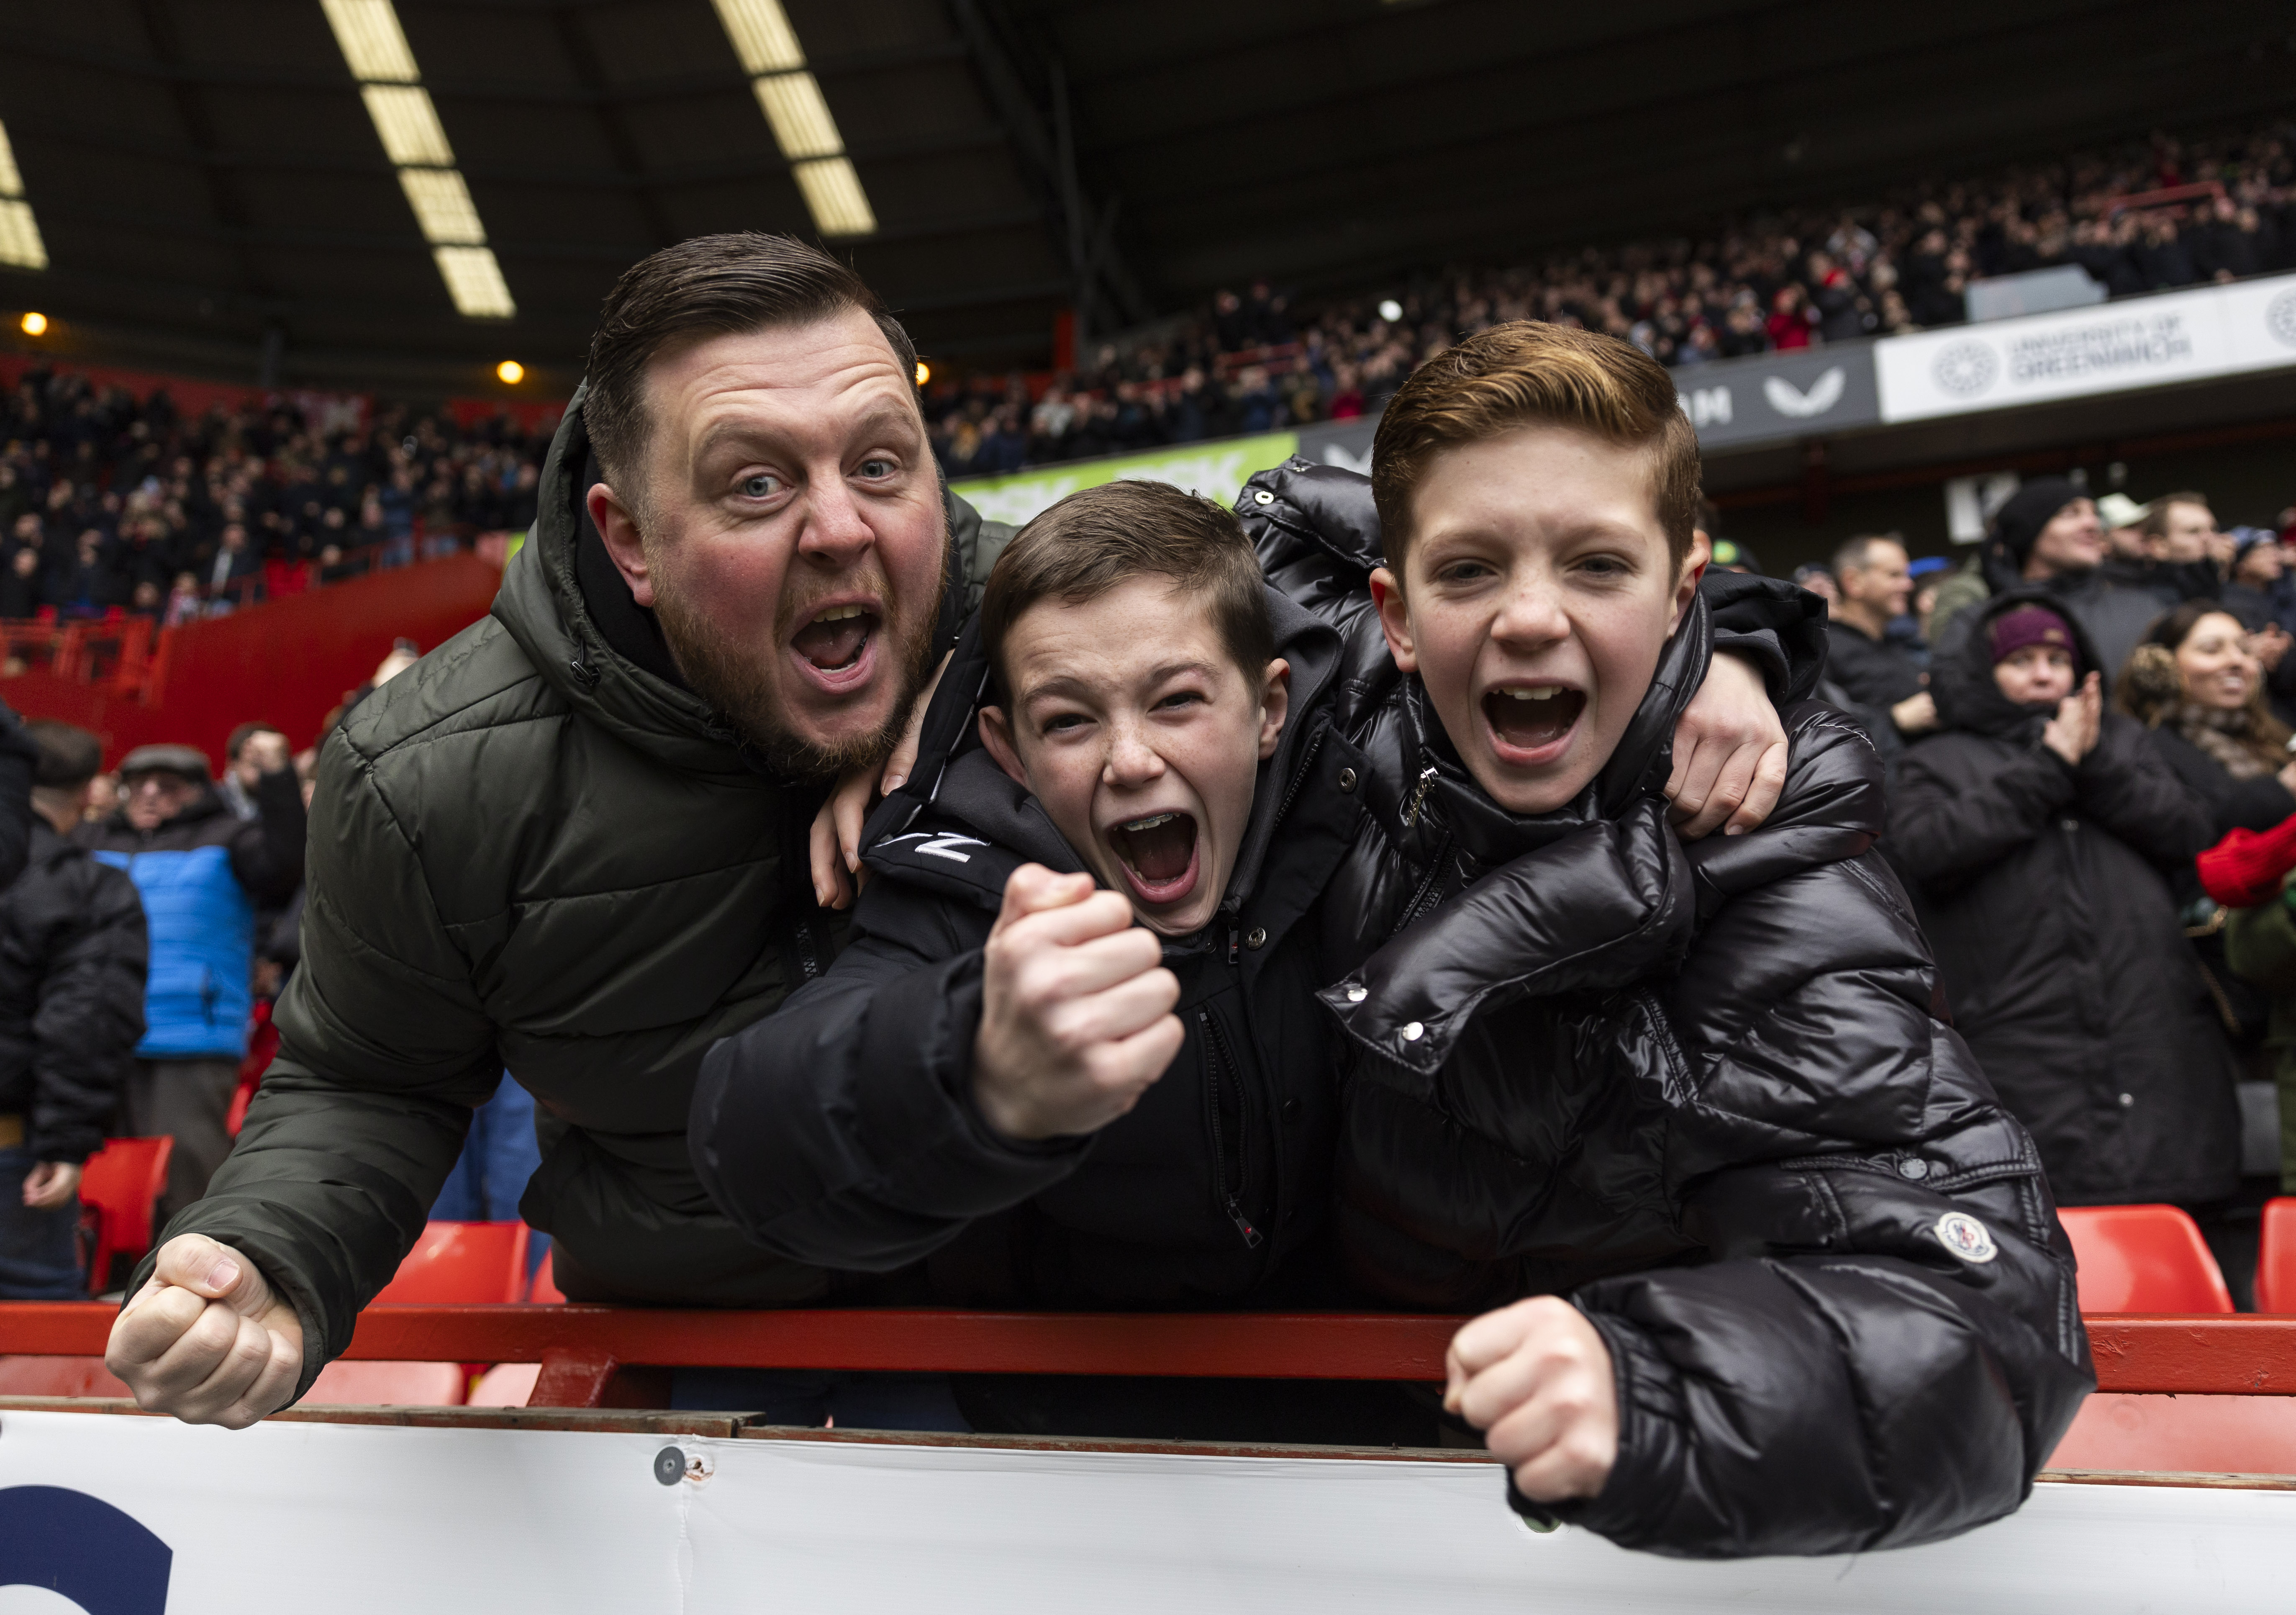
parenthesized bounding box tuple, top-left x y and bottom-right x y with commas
(1875, 272, 2296, 423)
(1, 1410, 2292, 1612)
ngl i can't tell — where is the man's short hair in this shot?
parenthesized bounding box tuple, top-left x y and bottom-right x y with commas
(26, 719, 102, 791)
(583, 233, 917, 514)
(980, 480, 1274, 704)
(1832, 533, 1906, 577)
(2137, 492, 2211, 538)
(1370, 321, 1701, 575)
(225, 721, 281, 761)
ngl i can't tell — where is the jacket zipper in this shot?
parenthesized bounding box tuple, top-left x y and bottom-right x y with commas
(1197, 1009, 1262, 1248)
(1268, 727, 1327, 833)
(1393, 831, 1455, 938)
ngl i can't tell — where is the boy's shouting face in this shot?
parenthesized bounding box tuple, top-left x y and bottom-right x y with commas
(1372, 423, 1702, 816)
(980, 575, 1290, 938)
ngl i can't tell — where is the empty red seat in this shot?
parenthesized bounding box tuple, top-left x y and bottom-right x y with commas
(2058, 1204, 2234, 1313)
(370, 1221, 531, 1305)
(76, 1137, 176, 1296)
(527, 1248, 564, 1304)
(2257, 1197, 2296, 1313)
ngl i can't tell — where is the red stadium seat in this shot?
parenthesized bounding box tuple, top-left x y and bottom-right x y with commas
(2256, 1198, 2296, 1313)
(303, 1359, 467, 1406)
(371, 1221, 531, 1305)
(76, 1137, 176, 1297)
(2058, 1205, 2234, 1314)
(527, 1248, 564, 1304)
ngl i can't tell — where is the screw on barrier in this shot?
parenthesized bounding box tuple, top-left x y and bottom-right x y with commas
(654, 1446, 685, 1486)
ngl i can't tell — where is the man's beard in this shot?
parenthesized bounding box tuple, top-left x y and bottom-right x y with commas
(654, 555, 946, 783)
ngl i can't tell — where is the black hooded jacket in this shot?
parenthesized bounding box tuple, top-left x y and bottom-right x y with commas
(1891, 590, 2239, 1207)
(690, 588, 1367, 1306)
(0, 824, 148, 1163)
(1240, 461, 2092, 1559)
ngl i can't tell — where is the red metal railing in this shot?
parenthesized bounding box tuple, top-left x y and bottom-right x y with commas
(3, 1305, 2288, 1410)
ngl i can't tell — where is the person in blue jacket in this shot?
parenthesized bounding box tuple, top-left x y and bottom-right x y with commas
(80, 739, 305, 1222)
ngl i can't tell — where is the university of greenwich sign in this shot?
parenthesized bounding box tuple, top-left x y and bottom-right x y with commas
(1875, 272, 2296, 423)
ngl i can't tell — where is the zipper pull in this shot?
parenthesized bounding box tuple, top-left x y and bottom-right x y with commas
(1227, 929, 1240, 965)
(1403, 765, 1438, 827)
(1225, 1196, 1265, 1248)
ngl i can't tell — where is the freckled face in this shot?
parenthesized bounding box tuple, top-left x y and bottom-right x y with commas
(1373, 424, 1697, 815)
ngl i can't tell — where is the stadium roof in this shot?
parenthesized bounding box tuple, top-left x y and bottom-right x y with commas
(0, 0, 2290, 394)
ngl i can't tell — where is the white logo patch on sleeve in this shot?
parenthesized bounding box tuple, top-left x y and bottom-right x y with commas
(1934, 1211, 1999, 1265)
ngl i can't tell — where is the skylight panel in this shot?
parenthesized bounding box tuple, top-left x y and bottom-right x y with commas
(707, 0, 877, 238)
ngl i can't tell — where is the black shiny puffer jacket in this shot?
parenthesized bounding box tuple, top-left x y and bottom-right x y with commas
(1239, 460, 2092, 1559)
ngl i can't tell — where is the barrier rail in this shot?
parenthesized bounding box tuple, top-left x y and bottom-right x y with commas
(5, 1304, 2290, 1407)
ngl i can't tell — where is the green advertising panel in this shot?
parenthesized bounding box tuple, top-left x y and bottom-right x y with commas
(949, 430, 1300, 528)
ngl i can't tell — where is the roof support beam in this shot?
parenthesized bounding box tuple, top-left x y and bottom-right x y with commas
(946, 0, 1150, 335)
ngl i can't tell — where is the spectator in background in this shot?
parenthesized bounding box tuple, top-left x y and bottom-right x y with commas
(2138, 492, 2226, 596)
(1930, 479, 2165, 685)
(216, 724, 287, 822)
(1891, 596, 2239, 1209)
(206, 522, 261, 602)
(2116, 603, 2296, 838)
(0, 722, 148, 1299)
(79, 740, 306, 1225)
(0, 547, 41, 620)
(1823, 534, 1935, 750)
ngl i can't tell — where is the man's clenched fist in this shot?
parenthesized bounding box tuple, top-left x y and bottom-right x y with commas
(973, 863, 1183, 1140)
(105, 1232, 304, 1428)
(1446, 1296, 1619, 1505)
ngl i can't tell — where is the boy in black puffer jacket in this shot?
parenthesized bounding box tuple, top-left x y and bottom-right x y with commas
(0, 721, 148, 1298)
(1241, 322, 2091, 1557)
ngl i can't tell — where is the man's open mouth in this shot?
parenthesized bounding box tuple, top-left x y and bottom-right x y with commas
(789, 602, 880, 688)
(1106, 810, 1200, 904)
(1483, 684, 1585, 760)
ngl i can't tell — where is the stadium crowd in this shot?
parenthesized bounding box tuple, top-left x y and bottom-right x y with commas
(1778, 482, 2296, 1284)
(0, 213, 2291, 1558)
(927, 118, 2296, 478)
(0, 368, 550, 624)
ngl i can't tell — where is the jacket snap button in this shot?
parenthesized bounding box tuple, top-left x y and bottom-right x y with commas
(2119, 1092, 2135, 1107)
(1244, 927, 1267, 950)
(1282, 1098, 1301, 1120)
(1898, 1158, 1929, 1181)
(1401, 1021, 1425, 1041)
(1346, 985, 1368, 1003)
(1254, 489, 1274, 504)
(1338, 767, 1358, 792)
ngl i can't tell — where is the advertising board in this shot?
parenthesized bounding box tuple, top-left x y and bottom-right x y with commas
(1875, 271, 2296, 423)
(0, 1410, 2291, 1613)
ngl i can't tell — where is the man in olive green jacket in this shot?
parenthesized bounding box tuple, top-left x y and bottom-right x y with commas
(103, 236, 1009, 1424)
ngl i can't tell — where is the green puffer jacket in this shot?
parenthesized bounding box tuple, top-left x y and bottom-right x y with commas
(132, 391, 1011, 1400)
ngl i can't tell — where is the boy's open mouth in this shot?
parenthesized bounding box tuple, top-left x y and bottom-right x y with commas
(1483, 684, 1584, 760)
(789, 602, 880, 690)
(1107, 809, 1200, 904)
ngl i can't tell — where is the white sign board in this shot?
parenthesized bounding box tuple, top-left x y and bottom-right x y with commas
(1875, 272, 2296, 423)
(2, 1410, 2293, 1612)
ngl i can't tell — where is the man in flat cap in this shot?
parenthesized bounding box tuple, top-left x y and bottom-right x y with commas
(78, 735, 305, 1222)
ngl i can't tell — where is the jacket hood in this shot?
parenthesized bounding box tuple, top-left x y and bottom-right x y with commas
(491, 387, 753, 778)
(861, 584, 1347, 925)
(1933, 585, 2103, 742)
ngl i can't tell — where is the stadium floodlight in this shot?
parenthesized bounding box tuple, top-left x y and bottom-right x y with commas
(320, 0, 514, 318)
(0, 120, 49, 272)
(708, 0, 877, 238)
(496, 359, 524, 385)
(19, 312, 46, 336)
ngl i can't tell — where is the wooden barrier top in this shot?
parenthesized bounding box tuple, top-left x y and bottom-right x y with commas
(5, 1304, 2295, 1397)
